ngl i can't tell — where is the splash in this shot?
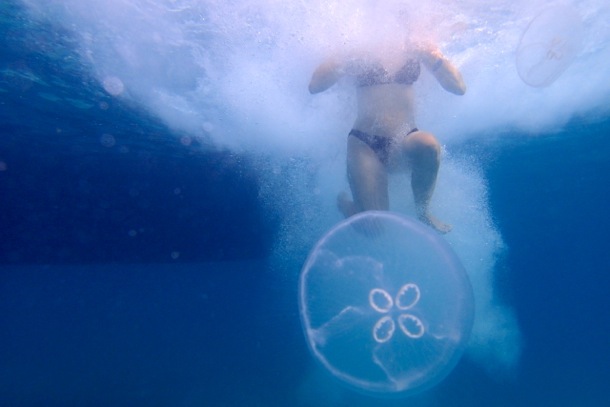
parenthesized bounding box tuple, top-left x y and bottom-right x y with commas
(21, 0, 610, 145)
(19, 0, 610, 387)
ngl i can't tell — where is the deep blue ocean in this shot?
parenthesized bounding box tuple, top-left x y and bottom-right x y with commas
(1, 2, 609, 406)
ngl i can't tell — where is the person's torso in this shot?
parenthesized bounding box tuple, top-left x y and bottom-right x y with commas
(353, 82, 417, 138)
(355, 58, 421, 87)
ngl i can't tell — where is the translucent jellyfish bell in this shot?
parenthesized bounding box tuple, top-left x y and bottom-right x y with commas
(299, 211, 474, 396)
(516, 5, 583, 88)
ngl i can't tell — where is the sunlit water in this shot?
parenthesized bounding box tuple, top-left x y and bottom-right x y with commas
(6, 0, 610, 405)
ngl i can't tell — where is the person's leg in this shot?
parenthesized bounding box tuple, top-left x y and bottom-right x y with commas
(393, 131, 452, 233)
(337, 134, 389, 218)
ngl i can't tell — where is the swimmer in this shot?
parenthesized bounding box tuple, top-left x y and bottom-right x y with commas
(309, 43, 466, 233)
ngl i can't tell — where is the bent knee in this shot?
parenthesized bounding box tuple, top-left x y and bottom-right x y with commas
(407, 131, 441, 159)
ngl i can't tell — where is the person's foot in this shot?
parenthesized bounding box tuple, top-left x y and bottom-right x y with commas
(419, 212, 452, 234)
(337, 191, 357, 218)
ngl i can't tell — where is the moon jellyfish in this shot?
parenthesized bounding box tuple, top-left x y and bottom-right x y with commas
(516, 5, 583, 87)
(102, 76, 125, 96)
(299, 211, 474, 396)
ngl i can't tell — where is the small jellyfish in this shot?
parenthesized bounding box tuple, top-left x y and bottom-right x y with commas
(102, 76, 125, 96)
(299, 211, 474, 396)
(516, 5, 583, 88)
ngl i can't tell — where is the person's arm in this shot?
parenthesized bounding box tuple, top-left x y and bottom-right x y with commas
(308, 58, 346, 94)
(417, 47, 466, 95)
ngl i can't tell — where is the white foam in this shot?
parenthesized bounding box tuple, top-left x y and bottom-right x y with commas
(22, 0, 610, 145)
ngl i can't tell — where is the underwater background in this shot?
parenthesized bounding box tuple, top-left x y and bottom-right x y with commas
(1, 0, 609, 406)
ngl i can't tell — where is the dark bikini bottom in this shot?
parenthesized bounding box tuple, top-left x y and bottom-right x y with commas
(349, 128, 418, 164)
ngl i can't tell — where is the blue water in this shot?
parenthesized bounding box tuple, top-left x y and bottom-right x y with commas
(1, 1, 609, 406)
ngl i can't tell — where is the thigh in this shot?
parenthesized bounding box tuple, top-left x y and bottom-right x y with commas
(346, 135, 389, 211)
(388, 130, 440, 172)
